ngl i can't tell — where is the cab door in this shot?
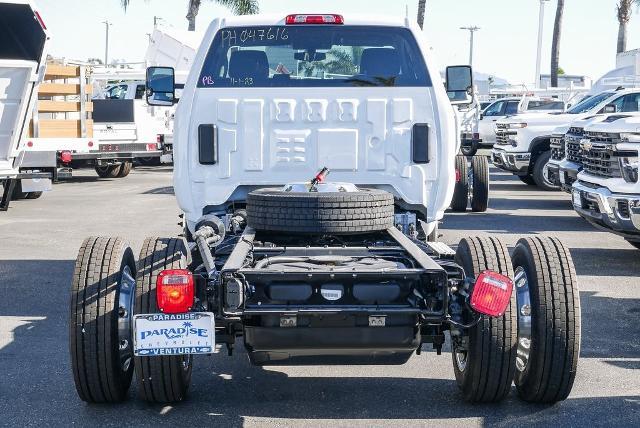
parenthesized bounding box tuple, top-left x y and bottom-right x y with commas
(478, 100, 505, 145)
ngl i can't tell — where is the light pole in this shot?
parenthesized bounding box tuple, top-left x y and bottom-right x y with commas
(153, 16, 164, 28)
(460, 26, 480, 66)
(535, 0, 550, 87)
(102, 20, 112, 66)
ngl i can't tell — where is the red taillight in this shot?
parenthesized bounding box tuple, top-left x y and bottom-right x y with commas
(60, 150, 72, 163)
(285, 14, 344, 25)
(156, 269, 194, 314)
(470, 271, 513, 317)
(34, 11, 47, 30)
(455, 168, 461, 182)
(146, 143, 158, 151)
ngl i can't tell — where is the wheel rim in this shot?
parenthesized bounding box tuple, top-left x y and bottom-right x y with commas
(117, 264, 136, 372)
(514, 266, 532, 373)
(454, 350, 468, 372)
(541, 162, 556, 188)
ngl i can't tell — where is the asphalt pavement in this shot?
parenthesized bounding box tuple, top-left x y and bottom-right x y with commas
(1, 166, 639, 427)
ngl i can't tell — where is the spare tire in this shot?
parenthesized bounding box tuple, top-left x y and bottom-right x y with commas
(246, 187, 394, 234)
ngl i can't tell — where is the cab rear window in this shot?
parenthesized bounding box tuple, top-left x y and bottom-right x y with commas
(197, 25, 431, 88)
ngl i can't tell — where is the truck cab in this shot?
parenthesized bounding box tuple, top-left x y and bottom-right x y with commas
(492, 88, 640, 190)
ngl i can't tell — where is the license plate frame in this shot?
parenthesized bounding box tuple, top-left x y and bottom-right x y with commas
(133, 312, 215, 357)
(572, 190, 582, 207)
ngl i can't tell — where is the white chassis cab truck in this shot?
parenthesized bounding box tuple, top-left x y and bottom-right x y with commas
(69, 13, 580, 405)
(492, 88, 640, 190)
(572, 115, 640, 249)
(0, 0, 50, 210)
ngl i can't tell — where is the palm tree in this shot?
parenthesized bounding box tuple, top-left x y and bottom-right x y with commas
(550, 0, 564, 87)
(118, 1, 258, 31)
(617, 0, 640, 53)
(186, 0, 259, 31)
(417, 0, 426, 30)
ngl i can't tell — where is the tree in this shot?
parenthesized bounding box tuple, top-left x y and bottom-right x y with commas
(550, 0, 564, 88)
(118, 1, 258, 31)
(186, 0, 259, 31)
(617, 0, 640, 53)
(417, 0, 426, 30)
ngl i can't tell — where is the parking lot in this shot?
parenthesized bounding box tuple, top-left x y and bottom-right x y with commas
(0, 166, 638, 427)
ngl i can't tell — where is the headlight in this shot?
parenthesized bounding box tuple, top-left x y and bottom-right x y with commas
(507, 123, 528, 129)
(620, 132, 640, 143)
(619, 156, 639, 183)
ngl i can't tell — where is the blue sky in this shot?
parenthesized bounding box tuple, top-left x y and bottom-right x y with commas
(36, 0, 640, 84)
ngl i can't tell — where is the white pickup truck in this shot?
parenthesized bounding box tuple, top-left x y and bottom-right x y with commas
(470, 96, 565, 156)
(572, 114, 640, 250)
(493, 88, 640, 190)
(68, 13, 580, 406)
(0, 0, 50, 210)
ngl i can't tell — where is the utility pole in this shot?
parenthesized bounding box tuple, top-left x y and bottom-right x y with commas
(102, 20, 112, 66)
(535, 0, 550, 87)
(460, 26, 480, 66)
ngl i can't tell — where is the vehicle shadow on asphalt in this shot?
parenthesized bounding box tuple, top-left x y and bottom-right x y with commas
(442, 211, 596, 233)
(143, 186, 175, 195)
(2, 259, 640, 426)
(571, 248, 640, 277)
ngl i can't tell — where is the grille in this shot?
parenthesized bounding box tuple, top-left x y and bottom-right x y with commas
(581, 132, 622, 178)
(495, 123, 511, 145)
(618, 200, 630, 218)
(566, 134, 583, 164)
(550, 135, 565, 161)
(568, 127, 584, 136)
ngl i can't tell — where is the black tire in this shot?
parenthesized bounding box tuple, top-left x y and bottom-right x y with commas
(450, 155, 469, 212)
(69, 237, 137, 403)
(470, 156, 489, 212)
(626, 240, 640, 250)
(452, 236, 517, 403)
(511, 237, 580, 403)
(11, 180, 29, 200)
(532, 151, 560, 191)
(461, 143, 478, 157)
(137, 157, 161, 166)
(117, 161, 132, 178)
(518, 175, 536, 185)
(135, 237, 193, 403)
(246, 187, 394, 234)
(95, 164, 121, 178)
(25, 191, 43, 199)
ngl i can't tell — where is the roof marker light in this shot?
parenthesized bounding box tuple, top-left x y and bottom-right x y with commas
(285, 14, 344, 25)
(34, 11, 47, 30)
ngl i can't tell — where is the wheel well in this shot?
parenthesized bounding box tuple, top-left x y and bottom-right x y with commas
(528, 137, 551, 173)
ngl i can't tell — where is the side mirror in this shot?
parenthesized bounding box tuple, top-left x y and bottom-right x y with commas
(479, 113, 484, 120)
(603, 104, 617, 114)
(446, 65, 473, 105)
(146, 66, 175, 106)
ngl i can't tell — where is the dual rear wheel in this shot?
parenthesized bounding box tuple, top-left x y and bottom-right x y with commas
(453, 235, 580, 403)
(69, 236, 193, 403)
(451, 155, 490, 213)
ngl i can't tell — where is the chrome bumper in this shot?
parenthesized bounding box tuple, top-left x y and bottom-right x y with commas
(555, 160, 581, 193)
(572, 181, 640, 238)
(491, 149, 531, 174)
